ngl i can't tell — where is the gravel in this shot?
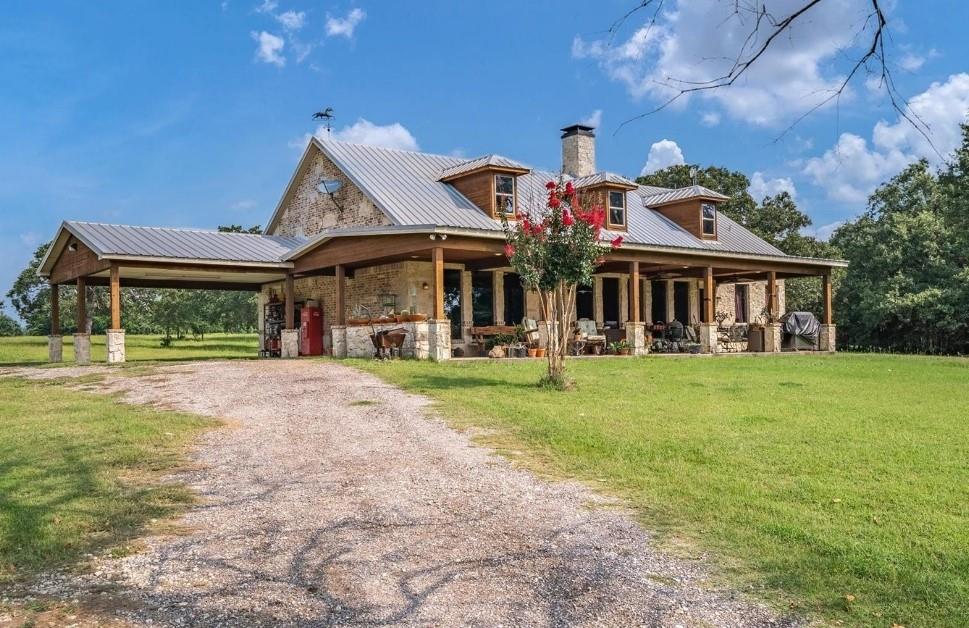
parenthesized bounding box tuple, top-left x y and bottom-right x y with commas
(5, 360, 804, 627)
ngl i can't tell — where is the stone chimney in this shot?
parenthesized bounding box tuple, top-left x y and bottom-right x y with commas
(561, 124, 596, 178)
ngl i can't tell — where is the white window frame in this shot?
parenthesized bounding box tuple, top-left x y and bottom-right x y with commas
(701, 203, 717, 237)
(495, 174, 517, 217)
(608, 190, 626, 227)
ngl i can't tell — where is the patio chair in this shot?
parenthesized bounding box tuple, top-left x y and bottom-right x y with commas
(521, 317, 541, 347)
(575, 318, 606, 355)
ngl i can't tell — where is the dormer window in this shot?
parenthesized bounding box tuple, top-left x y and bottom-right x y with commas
(495, 174, 516, 216)
(608, 190, 626, 227)
(701, 203, 717, 237)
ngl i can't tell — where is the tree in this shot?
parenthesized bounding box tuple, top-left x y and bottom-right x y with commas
(504, 180, 622, 388)
(639, 166, 838, 316)
(0, 301, 21, 336)
(831, 158, 965, 353)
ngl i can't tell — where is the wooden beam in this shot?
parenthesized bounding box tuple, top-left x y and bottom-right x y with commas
(50, 283, 60, 335)
(335, 264, 346, 326)
(823, 272, 833, 325)
(76, 277, 87, 333)
(703, 267, 714, 324)
(766, 271, 777, 321)
(432, 247, 445, 320)
(284, 273, 295, 330)
(629, 261, 640, 323)
(110, 264, 121, 330)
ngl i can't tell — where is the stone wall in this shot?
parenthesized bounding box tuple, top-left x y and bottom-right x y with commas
(270, 147, 390, 238)
(715, 281, 772, 324)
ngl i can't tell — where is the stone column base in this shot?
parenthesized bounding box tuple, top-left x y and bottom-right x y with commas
(48, 335, 63, 363)
(819, 324, 836, 352)
(626, 322, 647, 356)
(428, 319, 452, 361)
(106, 329, 126, 364)
(281, 329, 300, 358)
(699, 323, 718, 354)
(73, 333, 91, 365)
(764, 323, 782, 353)
(331, 325, 347, 358)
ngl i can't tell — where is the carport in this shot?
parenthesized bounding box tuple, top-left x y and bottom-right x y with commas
(37, 221, 305, 363)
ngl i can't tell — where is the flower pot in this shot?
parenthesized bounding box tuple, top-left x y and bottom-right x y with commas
(409, 313, 428, 322)
(619, 348, 630, 356)
(527, 348, 538, 358)
(535, 347, 546, 358)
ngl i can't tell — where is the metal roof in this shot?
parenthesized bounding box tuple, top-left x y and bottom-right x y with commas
(642, 184, 730, 206)
(439, 154, 530, 179)
(63, 221, 304, 264)
(571, 171, 638, 189)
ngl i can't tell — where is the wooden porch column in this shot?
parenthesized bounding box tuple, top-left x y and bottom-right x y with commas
(629, 261, 640, 323)
(334, 265, 346, 326)
(284, 273, 295, 329)
(703, 267, 715, 324)
(432, 246, 445, 320)
(822, 271, 833, 324)
(76, 277, 87, 332)
(766, 271, 778, 320)
(50, 283, 60, 335)
(109, 264, 121, 330)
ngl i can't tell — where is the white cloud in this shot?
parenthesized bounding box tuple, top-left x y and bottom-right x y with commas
(573, 0, 876, 126)
(641, 139, 684, 175)
(899, 53, 925, 72)
(254, 0, 277, 13)
(326, 8, 366, 39)
(579, 109, 603, 128)
(802, 220, 845, 241)
(231, 200, 257, 210)
(804, 73, 969, 203)
(276, 10, 305, 31)
(292, 118, 420, 152)
(251, 31, 285, 66)
(749, 172, 798, 202)
(700, 111, 721, 127)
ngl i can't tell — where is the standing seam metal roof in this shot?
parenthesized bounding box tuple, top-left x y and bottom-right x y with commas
(64, 221, 306, 263)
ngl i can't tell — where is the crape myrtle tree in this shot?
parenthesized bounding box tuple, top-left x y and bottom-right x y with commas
(503, 180, 622, 388)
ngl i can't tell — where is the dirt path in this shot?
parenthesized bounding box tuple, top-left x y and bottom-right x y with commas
(7, 361, 801, 627)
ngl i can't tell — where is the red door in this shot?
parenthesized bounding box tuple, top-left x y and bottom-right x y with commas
(300, 307, 323, 355)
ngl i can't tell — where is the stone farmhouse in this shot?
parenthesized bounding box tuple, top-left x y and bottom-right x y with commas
(38, 125, 845, 363)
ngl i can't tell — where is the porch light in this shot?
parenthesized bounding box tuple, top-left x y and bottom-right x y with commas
(422, 282, 429, 290)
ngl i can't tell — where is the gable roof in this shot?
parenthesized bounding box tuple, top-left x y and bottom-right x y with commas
(571, 171, 638, 189)
(642, 184, 730, 206)
(439, 154, 530, 180)
(263, 138, 841, 265)
(38, 221, 303, 277)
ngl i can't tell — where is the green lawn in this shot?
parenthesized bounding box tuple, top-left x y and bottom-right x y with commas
(357, 354, 969, 628)
(0, 333, 259, 366)
(0, 376, 215, 582)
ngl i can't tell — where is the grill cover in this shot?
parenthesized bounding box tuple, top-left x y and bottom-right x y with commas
(780, 311, 821, 341)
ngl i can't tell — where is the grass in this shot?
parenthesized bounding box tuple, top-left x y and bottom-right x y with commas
(0, 333, 259, 366)
(0, 376, 215, 582)
(357, 354, 969, 627)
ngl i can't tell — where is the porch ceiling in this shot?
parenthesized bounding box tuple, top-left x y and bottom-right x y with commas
(84, 265, 284, 291)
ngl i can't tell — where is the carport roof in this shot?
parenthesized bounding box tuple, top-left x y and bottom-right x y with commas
(38, 221, 306, 277)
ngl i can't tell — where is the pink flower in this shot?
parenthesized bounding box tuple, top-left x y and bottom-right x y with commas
(564, 181, 575, 197)
(504, 243, 515, 258)
(521, 218, 531, 233)
(548, 195, 561, 209)
(610, 235, 624, 249)
(545, 181, 557, 190)
(562, 210, 574, 226)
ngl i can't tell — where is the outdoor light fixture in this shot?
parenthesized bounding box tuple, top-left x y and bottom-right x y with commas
(68, 242, 78, 251)
(422, 282, 429, 290)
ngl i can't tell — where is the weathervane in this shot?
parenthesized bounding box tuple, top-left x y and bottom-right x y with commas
(312, 107, 335, 135)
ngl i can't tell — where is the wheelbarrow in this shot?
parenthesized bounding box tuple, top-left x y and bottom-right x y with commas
(370, 328, 408, 359)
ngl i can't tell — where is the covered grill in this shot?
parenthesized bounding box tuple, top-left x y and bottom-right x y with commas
(780, 311, 821, 350)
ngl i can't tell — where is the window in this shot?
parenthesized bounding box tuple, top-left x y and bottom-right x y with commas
(735, 284, 749, 323)
(443, 269, 463, 340)
(608, 190, 626, 227)
(495, 174, 516, 216)
(503, 273, 525, 325)
(602, 277, 620, 327)
(576, 284, 594, 320)
(471, 271, 494, 326)
(701, 203, 717, 236)
(650, 280, 667, 323)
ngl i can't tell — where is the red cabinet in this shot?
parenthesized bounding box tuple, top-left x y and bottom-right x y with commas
(300, 306, 323, 356)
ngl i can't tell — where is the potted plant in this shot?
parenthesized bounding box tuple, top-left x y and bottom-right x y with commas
(609, 339, 630, 355)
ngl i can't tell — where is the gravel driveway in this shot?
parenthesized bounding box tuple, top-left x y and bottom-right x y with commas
(10, 360, 800, 627)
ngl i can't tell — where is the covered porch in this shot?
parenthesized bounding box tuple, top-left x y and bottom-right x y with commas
(283, 229, 842, 360)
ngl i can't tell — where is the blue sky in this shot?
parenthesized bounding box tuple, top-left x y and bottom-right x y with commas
(2, 1, 968, 319)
